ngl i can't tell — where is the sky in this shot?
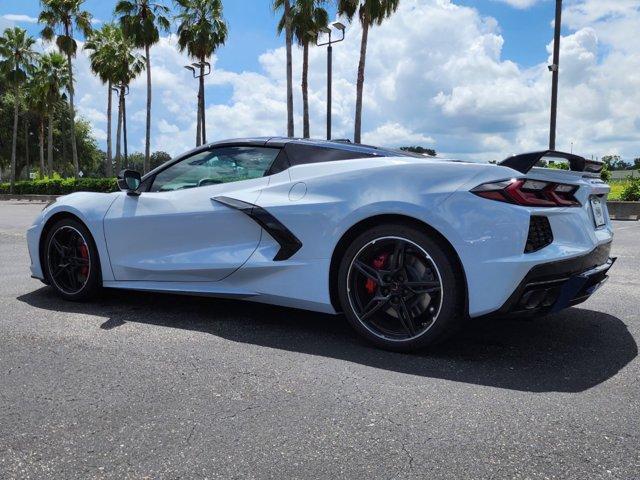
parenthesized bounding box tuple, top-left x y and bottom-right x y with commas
(1, 0, 639, 162)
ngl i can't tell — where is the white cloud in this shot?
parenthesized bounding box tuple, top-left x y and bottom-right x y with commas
(158, 119, 180, 134)
(493, 0, 540, 9)
(362, 123, 435, 146)
(1, 14, 38, 23)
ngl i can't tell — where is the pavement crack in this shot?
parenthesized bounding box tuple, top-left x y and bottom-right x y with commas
(185, 423, 197, 445)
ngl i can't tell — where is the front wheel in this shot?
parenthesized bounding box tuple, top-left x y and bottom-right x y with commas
(43, 218, 101, 301)
(337, 224, 465, 352)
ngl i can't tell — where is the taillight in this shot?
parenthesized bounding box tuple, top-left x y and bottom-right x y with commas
(471, 179, 580, 207)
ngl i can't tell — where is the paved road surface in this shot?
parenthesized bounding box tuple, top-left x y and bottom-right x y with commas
(0, 201, 638, 479)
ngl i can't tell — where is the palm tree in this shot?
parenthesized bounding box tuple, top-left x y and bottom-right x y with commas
(27, 67, 48, 178)
(273, 0, 295, 137)
(115, 0, 170, 174)
(0, 27, 38, 193)
(338, 0, 399, 143)
(291, 0, 328, 138)
(39, 52, 69, 176)
(85, 23, 122, 177)
(38, 0, 93, 179)
(112, 34, 145, 174)
(175, 0, 228, 147)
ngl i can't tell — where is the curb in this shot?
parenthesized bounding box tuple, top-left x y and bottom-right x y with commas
(608, 201, 640, 221)
(0, 194, 59, 202)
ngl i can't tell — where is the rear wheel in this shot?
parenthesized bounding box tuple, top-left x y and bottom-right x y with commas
(337, 223, 464, 352)
(43, 218, 101, 301)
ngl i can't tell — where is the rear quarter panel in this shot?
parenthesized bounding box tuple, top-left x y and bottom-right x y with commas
(232, 158, 504, 313)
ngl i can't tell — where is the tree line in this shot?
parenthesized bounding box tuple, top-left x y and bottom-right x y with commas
(601, 155, 640, 171)
(0, 0, 400, 193)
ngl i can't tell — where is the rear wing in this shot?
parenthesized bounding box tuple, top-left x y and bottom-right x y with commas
(499, 150, 604, 174)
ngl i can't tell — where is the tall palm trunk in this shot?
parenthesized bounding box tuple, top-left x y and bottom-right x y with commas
(106, 80, 113, 177)
(115, 89, 123, 174)
(354, 18, 369, 144)
(199, 58, 206, 144)
(10, 82, 19, 194)
(62, 119, 68, 166)
(65, 24, 79, 179)
(47, 116, 54, 175)
(284, 0, 294, 137)
(144, 43, 152, 174)
(39, 119, 45, 179)
(24, 117, 30, 179)
(302, 41, 310, 138)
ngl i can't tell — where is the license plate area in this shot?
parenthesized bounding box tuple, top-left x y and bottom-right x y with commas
(590, 196, 606, 228)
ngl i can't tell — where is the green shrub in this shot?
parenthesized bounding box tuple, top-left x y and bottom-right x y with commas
(600, 163, 611, 182)
(0, 177, 119, 195)
(620, 178, 640, 201)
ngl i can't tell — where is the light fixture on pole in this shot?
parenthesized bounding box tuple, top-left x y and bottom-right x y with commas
(315, 22, 346, 141)
(548, 0, 562, 151)
(185, 61, 212, 146)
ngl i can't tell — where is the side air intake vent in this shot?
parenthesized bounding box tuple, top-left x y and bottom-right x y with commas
(525, 216, 553, 253)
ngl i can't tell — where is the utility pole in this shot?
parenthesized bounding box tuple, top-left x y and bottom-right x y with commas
(315, 23, 345, 141)
(184, 61, 211, 147)
(549, 0, 562, 151)
(113, 84, 130, 166)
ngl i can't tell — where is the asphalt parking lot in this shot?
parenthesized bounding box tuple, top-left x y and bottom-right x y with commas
(0, 200, 638, 479)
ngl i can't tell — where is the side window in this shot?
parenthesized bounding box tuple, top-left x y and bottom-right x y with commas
(283, 143, 376, 166)
(150, 147, 280, 192)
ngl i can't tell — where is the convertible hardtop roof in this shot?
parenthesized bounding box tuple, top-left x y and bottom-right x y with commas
(141, 137, 425, 183)
(207, 136, 419, 158)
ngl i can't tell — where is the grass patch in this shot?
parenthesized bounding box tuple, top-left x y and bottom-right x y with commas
(608, 181, 628, 201)
(608, 179, 640, 201)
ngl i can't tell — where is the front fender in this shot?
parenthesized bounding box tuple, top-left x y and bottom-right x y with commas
(29, 192, 120, 282)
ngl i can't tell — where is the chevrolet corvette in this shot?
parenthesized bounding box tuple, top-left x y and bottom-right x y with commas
(27, 138, 615, 351)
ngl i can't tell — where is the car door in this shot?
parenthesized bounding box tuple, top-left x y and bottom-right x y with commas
(103, 146, 281, 282)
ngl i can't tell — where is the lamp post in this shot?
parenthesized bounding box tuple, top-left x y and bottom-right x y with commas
(548, 0, 562, 151)
(112, 83, 130, 165)
(315, 22, 345, 141)
(184, 61, 211, 146)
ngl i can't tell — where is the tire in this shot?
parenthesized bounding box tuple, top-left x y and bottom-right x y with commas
(42, 218, 101, 301)
(337, 223, 465, 352)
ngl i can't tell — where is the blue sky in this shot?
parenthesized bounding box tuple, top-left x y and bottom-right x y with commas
(1, 1, 639, 161)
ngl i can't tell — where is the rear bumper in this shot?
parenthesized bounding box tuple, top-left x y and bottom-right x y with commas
(495, 242, 615, 316)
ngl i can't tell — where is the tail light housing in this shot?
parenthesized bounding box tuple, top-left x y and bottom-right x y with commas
(471, 179, 580, 207)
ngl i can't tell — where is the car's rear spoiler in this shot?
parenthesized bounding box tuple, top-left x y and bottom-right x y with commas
(499, 150, 604, 174)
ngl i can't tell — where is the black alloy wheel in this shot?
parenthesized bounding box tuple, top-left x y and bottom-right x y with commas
(44, 218, 101, 301)
(338, 224, 464, 351)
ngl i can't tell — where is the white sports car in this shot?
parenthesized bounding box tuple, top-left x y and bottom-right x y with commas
(27, 138, 615, 351)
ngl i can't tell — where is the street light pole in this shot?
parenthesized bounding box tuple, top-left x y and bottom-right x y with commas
(549, 0, 562, 151)
(327, 41, 332, 141)
(316, 23, 345, 141)
(113, 84, 130, 166)
(184, 61, 211, 147)
(121, 85, 130, 165)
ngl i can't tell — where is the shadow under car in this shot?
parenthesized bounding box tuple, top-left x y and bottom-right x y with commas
(17, 286, 637, 394)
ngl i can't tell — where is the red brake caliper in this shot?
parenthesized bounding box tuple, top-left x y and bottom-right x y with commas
(79, 243, 89, 277)
(365, 252, 389, 295)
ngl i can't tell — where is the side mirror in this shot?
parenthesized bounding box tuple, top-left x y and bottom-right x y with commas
(117, 169, 142, 195)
